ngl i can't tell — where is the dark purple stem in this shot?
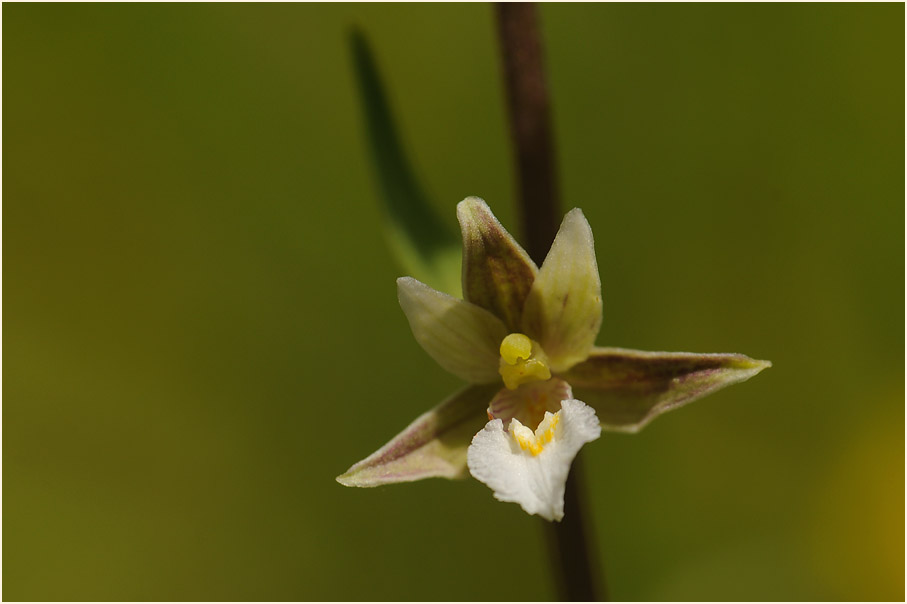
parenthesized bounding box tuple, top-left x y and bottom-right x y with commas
(494, 2, 560, 262)
(494, 3, 606, 601)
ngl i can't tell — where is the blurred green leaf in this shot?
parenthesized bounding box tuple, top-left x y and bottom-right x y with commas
(350, 29, 461, 295)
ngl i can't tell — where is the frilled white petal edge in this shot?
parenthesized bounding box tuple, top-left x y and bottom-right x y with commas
(467, 399, 601, 521)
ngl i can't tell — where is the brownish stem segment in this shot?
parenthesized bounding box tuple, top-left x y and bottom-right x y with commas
(495, 3, 606, 601)
(494, 2, 560, 263)
(548, 455, 605, 601)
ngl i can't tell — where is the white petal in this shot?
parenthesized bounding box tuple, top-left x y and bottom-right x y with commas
(397, 276, 509, 384)
(521, 209, 602, 372)
(467, 399, 601, 521)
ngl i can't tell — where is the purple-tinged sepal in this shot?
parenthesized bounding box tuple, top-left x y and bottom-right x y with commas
(457, 197, 538, 331)
(564, 347, 771, 433)
(337, 384, 499, 487)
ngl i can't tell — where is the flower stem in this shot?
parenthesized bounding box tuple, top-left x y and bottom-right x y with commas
(549, 454, 605, 601)
(494, 3, 606, 601)
(494, 2, 560, 262)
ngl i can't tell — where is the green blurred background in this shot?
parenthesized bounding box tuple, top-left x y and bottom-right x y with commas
(4, 3, 903, 601)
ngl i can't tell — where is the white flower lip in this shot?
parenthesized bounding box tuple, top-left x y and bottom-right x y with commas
(467, 399, 602, 522)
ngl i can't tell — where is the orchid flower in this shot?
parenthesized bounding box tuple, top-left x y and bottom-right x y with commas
(337, 197, 770, 521)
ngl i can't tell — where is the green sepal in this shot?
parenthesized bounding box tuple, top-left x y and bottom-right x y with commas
(397, 277, 508, 384)
(521, 208, 602, 372)
(349, 29, 461, 296)
(336, 384, 498, 487)
(564, 347, 771, 433)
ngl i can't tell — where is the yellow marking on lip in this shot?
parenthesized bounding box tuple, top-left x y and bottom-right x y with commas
(511, 412, 560, 456)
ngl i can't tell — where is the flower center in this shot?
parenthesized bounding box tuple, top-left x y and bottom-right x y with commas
(510, 411, 559, 456)
(498, 333, 551, 390)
